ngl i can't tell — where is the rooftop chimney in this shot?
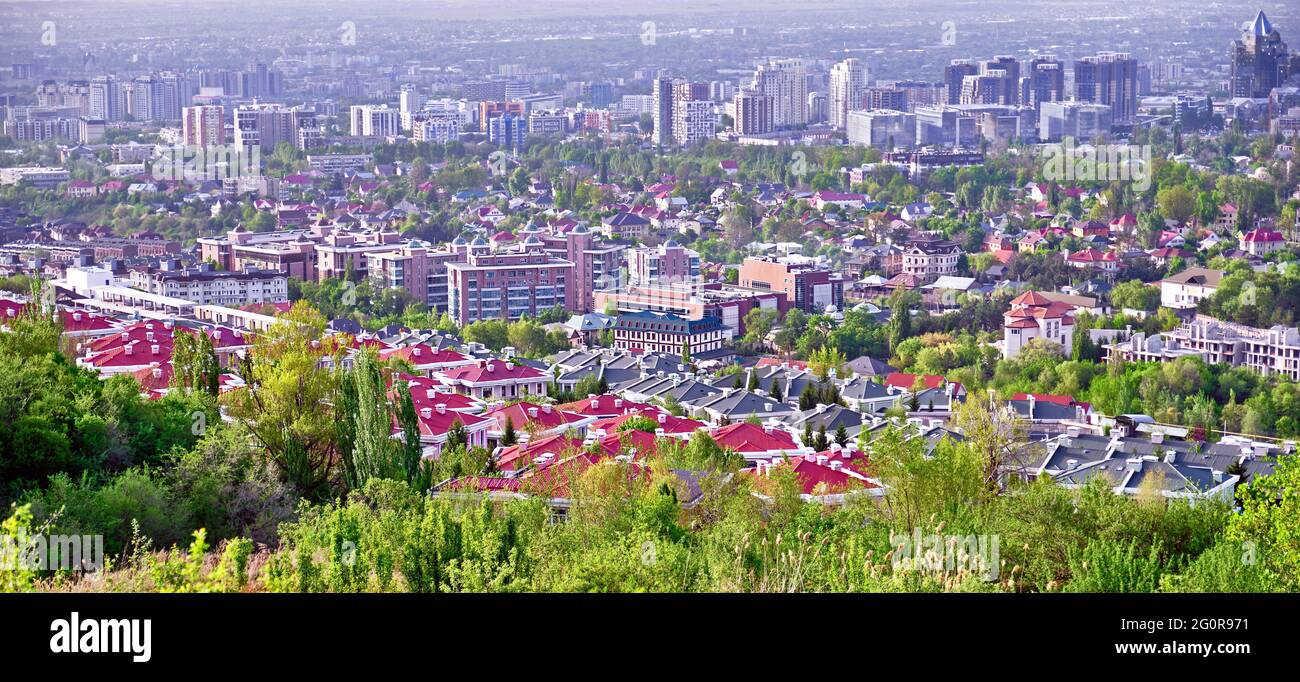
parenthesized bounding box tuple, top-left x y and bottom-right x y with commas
(420, 407, 432, 418)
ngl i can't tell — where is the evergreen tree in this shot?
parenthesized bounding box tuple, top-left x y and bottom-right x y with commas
(814, 424, 830, 451)
(446, 418, 468, 452)
(394, 380, 424, 485)
(747, 370, 760, 392)
(770, 376, 784, 403)
(834, 423, 849, 447)
(502, 416, 518, 446)
(799, 383, 818, 411)
(733, 372, 744, 389)
(351, 350, 400, 485)
(803, 421, 814, 448)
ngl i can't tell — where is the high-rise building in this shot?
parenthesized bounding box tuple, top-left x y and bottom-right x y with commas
(89, 76, 124, 122)
(488, 112, 527, 149)
(983, 56, 1021, 104)
(864, 86, 908, 111)
(944, 60, 978, 104)
(182, 105, 225, 147)
(673, 98, 715, 146)
(349, 104, 401, 137)
(751, 58, 810, 127)
(234, 104, 320, 152)
(1074, 52, 1138, 124)
(1230, 11, 1291, 99)
(1026, 56, 1065, 108)
(652, 77, 675, 146)
(829, 58, 867, 129)
(733, 90, 775, 135)
(411, 112, 461, 144)
(960, 74, 1006, 105)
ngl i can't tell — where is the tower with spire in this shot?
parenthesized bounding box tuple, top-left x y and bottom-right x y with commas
(1230, 11, 1291, 98)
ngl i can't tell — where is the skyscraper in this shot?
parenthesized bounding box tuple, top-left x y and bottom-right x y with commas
(733, 90, 774, 135)
(751, 59, 810, 127)
(1230, 11, 1291, 98)
(1074, 52, 1138, 124)
(1026, 56, 1065, 108)
(944, 60, 978, 104)
(349, 104, 401, 137)
(652, 77, 675, 145)
(829, 58, 867, 129)
(182, 105, 224, 147)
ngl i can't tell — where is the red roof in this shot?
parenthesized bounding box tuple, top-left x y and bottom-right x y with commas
(788, 456, 878, 495)
(59, 309, 119, 334)
(589, 409, 704, 436)
(884, 372, 945, 391)
(380, 344, 472, 367)
(495, 433, 584, 471)
(1009, 290, 1052, 306)
(710, 422, 799, 453)
(482, 401, 586, 433)
(1066, 248, 1117, 263)
(1242, 229, 1283, 243)
(440, 359, 546, 384)
(408, 404, 491, 440)
(1012, 393, 1091, 411)
(756, 357, 808, 370)
(0, 299, 30, 320)
(556, 393, 653, 417)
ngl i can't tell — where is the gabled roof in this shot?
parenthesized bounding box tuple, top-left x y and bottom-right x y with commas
(710, 422, 799, 453)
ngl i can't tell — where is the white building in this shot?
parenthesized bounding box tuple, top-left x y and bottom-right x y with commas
(829, 58, 867, 130)
(1159, 267, 1222, 310)
(1002, 291, 1077, 358)
(349, 104, 401, 138)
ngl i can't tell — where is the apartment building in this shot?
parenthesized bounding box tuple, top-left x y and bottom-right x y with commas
(130, 261, 288, 307)
(445, 236, 574, 326)
(611, 310, 727, 357)
(739, 256, 844, 314)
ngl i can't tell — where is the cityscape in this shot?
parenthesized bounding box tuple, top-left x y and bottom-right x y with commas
(1, 0, 1299, 619)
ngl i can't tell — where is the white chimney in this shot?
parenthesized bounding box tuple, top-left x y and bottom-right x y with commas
(151, 344, 160, 354)
(816, 455, 828, 465)
(151, 367, 162, 378)
(436, 404, 446, 414)
(125, 344, 134, 355)
(528, 407, 539, 418)
(542, 404, 552, 414)
(413, 347, 422, 357)
(1151, 431, 1164, 445)
(420, 407, 432, 418)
